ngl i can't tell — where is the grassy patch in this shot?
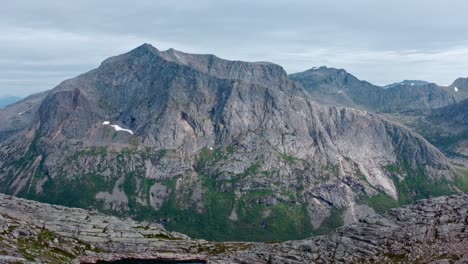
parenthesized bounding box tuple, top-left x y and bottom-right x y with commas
(453, 165, 468, 192)
(17, 229, 75, 263)
(358, 193, 399, 214)
(313, 208, 344, 235)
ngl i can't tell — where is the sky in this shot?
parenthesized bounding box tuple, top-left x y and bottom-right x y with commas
(1, 0, 468, 97)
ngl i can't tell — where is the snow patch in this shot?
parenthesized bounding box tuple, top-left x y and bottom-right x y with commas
(411, 83, 415, 86)
(110, 125, 134, 135)
(337, 90, 343, 94)
(102, 121, 133, 135)
(454, 87, 459, 92)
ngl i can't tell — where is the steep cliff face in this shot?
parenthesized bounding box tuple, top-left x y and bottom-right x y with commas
(0, 44, 461, 241)
(1, 193, 467, 263)
(402, 98, 468, 167)
(289, 67, 459, 113)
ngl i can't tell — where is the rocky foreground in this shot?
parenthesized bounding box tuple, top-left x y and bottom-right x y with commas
(0, 193, 467, 263)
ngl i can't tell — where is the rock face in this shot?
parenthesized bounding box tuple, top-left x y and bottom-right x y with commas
(289, 66, 463, 113)
(403, 98, 468, 167)
(0, 193, 466, 263)
(0, 44, 461, 241)
(449, 77, 468, 101)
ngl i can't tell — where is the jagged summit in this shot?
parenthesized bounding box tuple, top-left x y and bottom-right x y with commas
(100, 43, 288, 90)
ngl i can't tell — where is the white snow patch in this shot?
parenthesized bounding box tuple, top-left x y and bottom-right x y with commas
(411, 83, 415, 86)
(102, 121, 133, 135)
(311, 67, 317, 70)
(209, 146, 214, 150)
(110, 125, 133, 135)
(454, 87, 459, 92)
(337, 90, 343, 94)
(18, 112, 23, 116)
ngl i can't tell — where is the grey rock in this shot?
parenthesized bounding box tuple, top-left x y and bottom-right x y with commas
(0, 193, 466, 263)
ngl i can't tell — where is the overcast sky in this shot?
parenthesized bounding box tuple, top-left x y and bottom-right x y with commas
(1, 0, 468, 97)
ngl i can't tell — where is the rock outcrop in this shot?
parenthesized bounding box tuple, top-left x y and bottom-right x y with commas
(0, 193, 466, 263)
(0, 44, 460, 241)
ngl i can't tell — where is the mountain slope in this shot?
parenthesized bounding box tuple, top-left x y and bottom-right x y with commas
(403, 98, 468, 166)
(0, 44, 461, 241)
(449, 77, 468, 101)
(289, 67, 460, 113)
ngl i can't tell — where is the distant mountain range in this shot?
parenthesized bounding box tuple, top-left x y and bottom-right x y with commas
(289, 66, 467, 113)
(0, 96, 22, 108)
(289, 66, 468, 168)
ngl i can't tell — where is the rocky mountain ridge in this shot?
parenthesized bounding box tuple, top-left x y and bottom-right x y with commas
(289, 66, 467, 113)
(0, 193, 466, 263)
(0, 44, 464, 241)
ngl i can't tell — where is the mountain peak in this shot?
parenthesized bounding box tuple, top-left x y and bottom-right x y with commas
(384, 80, 430, 89)
(304, 66, 347, 74)
(135, 42, 159, 52)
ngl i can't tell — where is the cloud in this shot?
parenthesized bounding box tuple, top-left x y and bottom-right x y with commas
(1, 0, 468, 96)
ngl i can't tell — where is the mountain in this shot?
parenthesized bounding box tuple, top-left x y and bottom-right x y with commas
(384, 80, 430, 89)
(1, 193, 467, 263)
(405, 98, 468, 167)
(288, 66, 382, 110)
(0, 95, 22, 108)
(289, 67, 461, 113)
(449, 77, 468, 101)
(0, 44, 464, 241)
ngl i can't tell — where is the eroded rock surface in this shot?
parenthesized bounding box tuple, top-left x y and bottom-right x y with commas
(0, 193, 466, 263)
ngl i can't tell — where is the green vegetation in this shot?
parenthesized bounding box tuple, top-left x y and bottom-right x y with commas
(395, 170, 453, 205)
(37, 173, 116, 208)
(357, 193, 399, 214)
(279, 152, 300, 163)
(426, 131, 468, 158)
(313, 208, 344, 235)
(362, 161, 464, 214)
(386, 160, 454, 206)
(16, 229, 75, 263)
(452, 164, 468, 192)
